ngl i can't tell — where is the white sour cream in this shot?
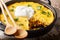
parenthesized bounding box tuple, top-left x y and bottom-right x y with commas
(14, 6, 34, 19)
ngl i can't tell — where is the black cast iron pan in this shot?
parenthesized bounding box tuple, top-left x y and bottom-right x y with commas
(0, 0, 57, 38)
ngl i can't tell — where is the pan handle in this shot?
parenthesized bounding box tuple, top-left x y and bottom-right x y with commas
(41, 0, 51, 5)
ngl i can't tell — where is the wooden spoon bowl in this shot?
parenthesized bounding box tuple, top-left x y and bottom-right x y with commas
(14, 29, 28, 38)
(5, 24, 17, 35)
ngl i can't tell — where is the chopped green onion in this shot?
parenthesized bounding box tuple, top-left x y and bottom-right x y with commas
(12, 6, 14, 8)
(25, 20, 27, 22)
(6, 14, 9, 17)
(37, 6, 42, 10)
(14, 18, 18, 21)
(47, 12, 51, 17)
(10, 9, 14, 11)
(28, 5, 32, 7)
(4, 20, 6, 22)
(19, 24, 24, 26)
(34, 11, 36, 13)
(42, 11, 46, 15)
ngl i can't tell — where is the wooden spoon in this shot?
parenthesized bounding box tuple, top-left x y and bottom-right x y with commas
(0, 0, 28, 38)
(0, 2, 17, 35)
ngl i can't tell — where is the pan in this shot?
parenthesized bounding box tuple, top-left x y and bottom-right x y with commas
(0, 0, 57, 38)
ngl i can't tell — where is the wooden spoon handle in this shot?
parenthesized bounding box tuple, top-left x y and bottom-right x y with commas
(0, 2, 9, 24)
(0, 0, 17, 27)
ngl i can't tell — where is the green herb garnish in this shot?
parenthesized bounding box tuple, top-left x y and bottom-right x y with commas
(19, 24, 24, 26)
(34, 11, 36, 13)
(37, 6, 42, 10)
(4, 20, 6, 22)
(47, 12, 51, 17)
(6, 14, 9, 17)
(25, 20, 27, 22)
(28, 5, 32, 7)
(42, 11, 46, 15)
(10, 9, 14, 11)
(14, 18, 18, 21)
(12, 6, 14, 8)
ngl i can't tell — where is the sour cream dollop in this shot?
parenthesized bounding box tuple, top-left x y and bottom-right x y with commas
(14, 6, 34, 19)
